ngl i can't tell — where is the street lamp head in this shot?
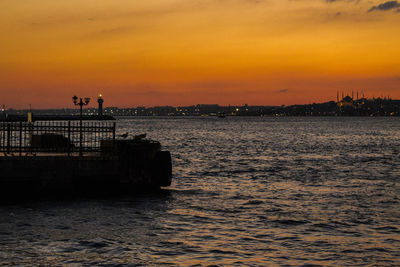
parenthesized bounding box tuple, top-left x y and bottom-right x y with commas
(84, 98, 90, 105)
(72, 95, 78, 104)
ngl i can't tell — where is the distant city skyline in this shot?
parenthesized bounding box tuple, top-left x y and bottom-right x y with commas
(3, 95, 399, 118)
(1, 0, 399, 108)
(1, 91, 396, 111)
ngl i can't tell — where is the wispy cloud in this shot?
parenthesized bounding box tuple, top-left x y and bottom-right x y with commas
(324, 0, 361, 3)
(83, 26, 132, 40)
(368, 1, 400, 12)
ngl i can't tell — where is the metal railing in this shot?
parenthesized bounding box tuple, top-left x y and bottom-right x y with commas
(0, 121, 116, 156)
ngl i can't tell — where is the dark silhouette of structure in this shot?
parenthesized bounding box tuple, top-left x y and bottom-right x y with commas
(2, 91, 399, 118)
(72, 95, 90, 156)
(98, 94, 104, 116)
(0, 120, 172, 199)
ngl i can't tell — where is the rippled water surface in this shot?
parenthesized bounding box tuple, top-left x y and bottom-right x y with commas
(1, 117, 400, 266)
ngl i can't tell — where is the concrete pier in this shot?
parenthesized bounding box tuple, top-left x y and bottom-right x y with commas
(0, 139, 172, 199)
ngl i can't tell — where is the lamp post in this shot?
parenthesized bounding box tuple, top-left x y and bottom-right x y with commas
(97, 94, 104, 116)
(72, 96, 90, 156)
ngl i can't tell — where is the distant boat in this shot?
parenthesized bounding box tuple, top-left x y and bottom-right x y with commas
(217, 112, 226, 118)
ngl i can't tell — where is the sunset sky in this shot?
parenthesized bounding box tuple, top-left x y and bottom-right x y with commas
(1, 0, 399, 109)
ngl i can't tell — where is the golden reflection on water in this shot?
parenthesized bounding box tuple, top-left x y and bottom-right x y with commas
(1, 117, 399, 265)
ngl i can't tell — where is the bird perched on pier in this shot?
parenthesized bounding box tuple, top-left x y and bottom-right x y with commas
(134, 133, 146, 140)
(118, 132, 129, 138)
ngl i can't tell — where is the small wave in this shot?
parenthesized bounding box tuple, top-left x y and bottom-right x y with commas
(273, 219, 308, 226)
(311, 223, 337, 230)
(59, 246, 81, 253)
(366, 247, 392, 253)
(349, 218, 373, 225)
(211, 208, 243, 214)
(229, 194, 252, 200)
(55, 225, 71, 230)
(208, 249, 236, 255)
(170, 189, 219, 197)
(230, 168, 258, 174)
(263, 207, 282, 212)
(254, 234, 270, 239)
(275, 235, 302, 241)
(239, 237, 257, 242)
(78, 240, 109, 249)
(374, 226, 400, 233)
(341, 249, 364, 254)
(243, 200, 264, 205)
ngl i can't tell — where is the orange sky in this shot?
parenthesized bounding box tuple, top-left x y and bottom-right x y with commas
(1, 0, 399, 109)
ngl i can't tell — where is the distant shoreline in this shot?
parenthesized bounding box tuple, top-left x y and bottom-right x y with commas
(2, 97, 400, 118)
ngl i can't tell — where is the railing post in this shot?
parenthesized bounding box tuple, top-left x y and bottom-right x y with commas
(68, 121, 71, 156)
(6, 124, 10, 154)
(0, 124, 3, 151)
(79, 106, 83, 156)
(112, 122, 116, 154)
(29, 122, 34, 155)
(19, 121, 22, 156)
(112, 122, 116, 142)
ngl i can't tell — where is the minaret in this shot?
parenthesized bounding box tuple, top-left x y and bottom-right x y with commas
(97, 94, 104, 116)
(337, 91, 339, 103)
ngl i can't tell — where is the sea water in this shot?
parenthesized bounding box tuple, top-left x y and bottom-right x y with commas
(0, 117, 399, 266)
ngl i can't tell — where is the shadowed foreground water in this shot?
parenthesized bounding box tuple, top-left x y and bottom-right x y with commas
(1, 117, 399, 266)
